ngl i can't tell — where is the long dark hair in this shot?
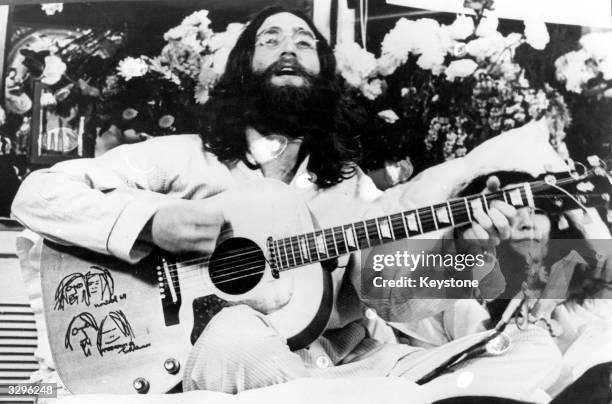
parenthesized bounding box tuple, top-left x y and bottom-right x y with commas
(199, 6, 360, 188)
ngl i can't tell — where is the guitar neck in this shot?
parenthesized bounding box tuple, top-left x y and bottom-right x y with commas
(270, 183, 535, 271)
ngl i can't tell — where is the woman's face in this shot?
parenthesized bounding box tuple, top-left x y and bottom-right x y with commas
(508, 207, 552, 263)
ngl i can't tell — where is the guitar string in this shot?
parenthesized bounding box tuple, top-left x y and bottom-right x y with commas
(165, 198, 595, 290)
(162, 177, 583, 272)
(163, 186, 594, 286)
(162, 180, 594, 285)
(165, 180, 555, 271)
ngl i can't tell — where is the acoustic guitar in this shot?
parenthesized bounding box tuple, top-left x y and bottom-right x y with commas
(40, 167, 610, 394)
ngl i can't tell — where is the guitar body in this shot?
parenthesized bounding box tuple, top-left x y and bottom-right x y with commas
(40, 179, 333, 394)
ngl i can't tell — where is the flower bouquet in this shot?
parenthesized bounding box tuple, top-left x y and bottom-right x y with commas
(335, 0, 570, 178)
(99, 10, 244, 137)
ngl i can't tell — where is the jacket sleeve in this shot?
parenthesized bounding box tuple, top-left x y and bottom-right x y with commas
(11, 135, 205, 263)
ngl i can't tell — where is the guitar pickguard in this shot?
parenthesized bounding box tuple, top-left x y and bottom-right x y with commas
(190, 295, 230, 345)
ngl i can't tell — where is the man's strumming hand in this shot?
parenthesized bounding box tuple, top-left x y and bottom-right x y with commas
(143, 199, 225, 254)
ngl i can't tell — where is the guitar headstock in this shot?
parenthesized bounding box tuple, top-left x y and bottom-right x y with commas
(529, 160, 611, 213)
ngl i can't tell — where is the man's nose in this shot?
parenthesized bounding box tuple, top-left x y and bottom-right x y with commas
(516, 209, 535, 231)
(278, 37, 298, 57)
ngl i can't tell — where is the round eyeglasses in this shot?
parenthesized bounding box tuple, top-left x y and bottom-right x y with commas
(256, 28, 318, 51)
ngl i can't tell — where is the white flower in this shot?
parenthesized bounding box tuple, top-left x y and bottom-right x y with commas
(164, 25, 198, 42)
(0, 106, 5, 126)
(524, 19, 549, 50)
(554, 49, 595, 93)
(117, 57, 149, 81)
(467, 32, 504, 61)
(378, 109, 400, 124)
(5, 93, 32, 115)
(445, 15, 474, 40)
(579, 32, 612, 61)
(182, 10, 211, 29)
(360, 79, 383, 100)
(380, 18, 415, 66)
(147, 57, 181, 85)
(445, 59, 478, 81)
(380, 18, 444, 67)
(417, 49, 445, 72)
(40, 91, 57, 107)
(335, 41, 377, 88)
(41, 55, 66, 85)
(476, 15, 499, 37)
(41, 3, 63, 16)
(210, 23, 244, 51)
(376, 53, 403, 76)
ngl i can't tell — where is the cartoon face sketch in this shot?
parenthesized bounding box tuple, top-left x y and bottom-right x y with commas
(54, 266, 116, 310)
(86, 266, 115, 303)
(55, 273, 88, 310)
(65, 313, 99, 357)
(97, 310, 135, 354)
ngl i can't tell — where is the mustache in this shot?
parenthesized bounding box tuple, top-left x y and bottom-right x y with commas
(252, 59, 317, 87)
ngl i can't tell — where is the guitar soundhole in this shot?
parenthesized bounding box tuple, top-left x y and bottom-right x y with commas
(208, 237, 265, 295)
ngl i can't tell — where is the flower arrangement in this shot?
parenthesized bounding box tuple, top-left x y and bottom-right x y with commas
(553, 31, 612, 162)
(98, 11, 244, 136)
(6, 28, 125, 119)
(3, 9, 244, 151)
(555, 32, 612, 97)
(336, 0, 569, 176)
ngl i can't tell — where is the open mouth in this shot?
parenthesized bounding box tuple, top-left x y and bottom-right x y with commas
(275, 66, 299, 76)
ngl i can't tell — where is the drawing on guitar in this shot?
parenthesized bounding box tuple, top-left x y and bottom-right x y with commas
(65, 310, 151, 358)
(54, 266, 116, 310)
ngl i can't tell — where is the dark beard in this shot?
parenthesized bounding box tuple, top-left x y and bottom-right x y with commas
(243, 60, 337, 138)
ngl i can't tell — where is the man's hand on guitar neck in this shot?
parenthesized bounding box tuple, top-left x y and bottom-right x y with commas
(140, 199, 225, 254)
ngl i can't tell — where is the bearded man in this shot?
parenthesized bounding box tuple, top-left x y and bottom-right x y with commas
(12, 6, 561, 401)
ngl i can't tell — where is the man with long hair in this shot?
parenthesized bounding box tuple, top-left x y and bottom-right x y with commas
(12, 6, 560, 400)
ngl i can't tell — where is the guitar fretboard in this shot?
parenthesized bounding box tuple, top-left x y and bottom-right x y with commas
(270, 183, 534, 271)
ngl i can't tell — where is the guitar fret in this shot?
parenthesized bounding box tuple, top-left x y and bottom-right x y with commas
(523, 183, 535, 208)
(502, 190, 508, 205)
(464, 198, 472, 222)
(274, 240, 284, 270)
(278, 240, 289, 269)
(404, 211, 419, 234)
(400, 212, 410, 237)
(331, 228, 338, 256)
(387, 215, 396, 239)
(291, 236, 303, 266)
(415, 210, 423, 234)
(377, 217, 392, 240)
(334, 226, 348, 255)
(309, 232, 321, 261)
(324, 228, 338, 257)
(508, 188, 523, 207)
(366, 219, 380, 245)
(481, 194, 489, 214)
(391, 213, 406, 239)
(344, 224, 357, 251)
(298, 235, 309, 263)
(430, 206, 439, 230)
(375, 219, 383, 241)
(315, 231, 327, 259)
(447, 201, 455, 226)
(355, 221, 370, 248)
(284, 238, 295, 267)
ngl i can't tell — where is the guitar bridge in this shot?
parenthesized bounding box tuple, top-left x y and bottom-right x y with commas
(157, 257, 182, 326)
